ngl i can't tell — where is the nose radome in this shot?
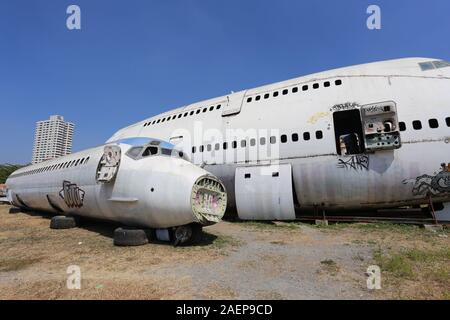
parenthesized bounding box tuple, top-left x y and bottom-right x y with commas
(191, 175, 227, 225)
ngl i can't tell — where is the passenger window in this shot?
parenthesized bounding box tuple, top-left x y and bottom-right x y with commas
(292, 133, 299, 142)
(216, 105, 221, 110)
(428, 119, 439, 129)
(247, 97, 252, 103)
(313, 83, 319, 89)
(335, 79, 342, 86)
(215, 143, 220, 151)
(281, 135, 287, 143)
(264, 93, 269, 99)
(250, 138, 256, 146)
(302, 85, 308, 91)
(196, 110, 200, 114)
(316, 131, 323, 139)
(209, 106, 214, 111)
(142, 146, 158, 156)
(190, 111, 194, 116)
(255, 95, 261, 101)
(199, 145, 204, 152)
(292, 87, 298, 93)
(178, 114, 182, 118)
(303, 132, 310, 141)
(232, 141, 237, 149)
(241, 140, 246, 148)
(260, 137, 266, 145)
(447, 117, 450, 127)
(270, 136, 276, 144)
(203, 108, 207, 113)
(207, 144, 212, 151)
(282, 89, 288, 95)
(324, 81, 330, 87)
(223, 142, 228, 150)
(412, 120, 422, 130)
(399, 122, 406, 131)
(273, 91, 279, 97)
(192, 146, 196, 153)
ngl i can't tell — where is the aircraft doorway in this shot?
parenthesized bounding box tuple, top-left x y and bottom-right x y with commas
(333, 109, 364, 155)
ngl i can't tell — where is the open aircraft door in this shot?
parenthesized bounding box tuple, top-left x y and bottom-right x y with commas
(235, 164, 296, 220)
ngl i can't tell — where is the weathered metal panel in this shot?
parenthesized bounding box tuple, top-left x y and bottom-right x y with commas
(235, 164, 295, 220)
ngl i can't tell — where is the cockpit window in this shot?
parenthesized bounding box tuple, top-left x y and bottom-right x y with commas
(419, 60, 450, 71)
(161, 148, 172, 156)
(126, 147, 143, 159)
(142, 146, 159, 157)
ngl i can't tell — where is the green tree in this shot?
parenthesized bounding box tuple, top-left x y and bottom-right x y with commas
(0, 164, 26, 184)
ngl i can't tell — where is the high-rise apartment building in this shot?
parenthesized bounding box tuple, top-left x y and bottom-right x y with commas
(31, 115, 74, 164)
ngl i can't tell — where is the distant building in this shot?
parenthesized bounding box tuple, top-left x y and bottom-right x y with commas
(31, 115, 74, 164)
(0, 184, 6, 197)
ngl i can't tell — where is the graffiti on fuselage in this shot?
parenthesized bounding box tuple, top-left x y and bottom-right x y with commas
(337, 155, 370, 171)
(403, 163, 450, 196)
(59, 180, 85, 208)
(330, 102, 359, 112)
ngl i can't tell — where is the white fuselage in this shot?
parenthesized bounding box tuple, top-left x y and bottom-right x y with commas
(6, 142, 227, 228)
(106, 58, 450, 218)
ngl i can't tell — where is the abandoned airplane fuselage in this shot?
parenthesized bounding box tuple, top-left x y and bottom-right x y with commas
(6, 138, 228, 234)
(106, 58, 450, 221)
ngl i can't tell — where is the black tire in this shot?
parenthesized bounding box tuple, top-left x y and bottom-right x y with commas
(113, 227, 149, 246)
(9, 207, 21, 214)
(173, 223, 203, 246)
(50, 215, 77, 229)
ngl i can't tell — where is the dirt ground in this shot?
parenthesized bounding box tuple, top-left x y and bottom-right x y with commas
(0, 204, 448, 300)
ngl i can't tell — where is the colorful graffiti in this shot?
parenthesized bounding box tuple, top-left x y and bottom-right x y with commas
(337, 155, 370, 171)
(403, 163, 450, 196)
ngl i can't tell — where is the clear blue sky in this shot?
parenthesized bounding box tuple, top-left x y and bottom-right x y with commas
(1, 0, 449, 164)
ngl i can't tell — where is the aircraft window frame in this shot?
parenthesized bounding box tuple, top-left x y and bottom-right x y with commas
(126, 146, 144, 159)
(255, 95, 261, 101)
(292, 133, 299, 142)
(260, 137, 266, 145)
(142, 146, 159, 157)
(282, 89, 288, 95)
(335, 79, 342, 86)
(302, 85, 308, 91)
(316, 130, 323, 139)
(270, 136, 276, 144)
(324, 81, 330, 87)
(399, 122, 406, 131)
(303, 132, 311, 141)
(428, 118, 439, 129)
(313, 83, 319, 89)
(412, 120, 422, 130)
(281, 134, 288, 143)
(292, 87, 298, 93)
(250, 138, 256, 146)
(446, 117, 450, 127)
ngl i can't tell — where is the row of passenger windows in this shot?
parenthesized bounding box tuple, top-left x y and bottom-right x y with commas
(142, 79, 343, 128)
(246, 79, 342, 103)
(191, 130, 324, 153)
(143, 104, 223, 127)
(399, 117, 450, 131)
(12, 156, 91, 178)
